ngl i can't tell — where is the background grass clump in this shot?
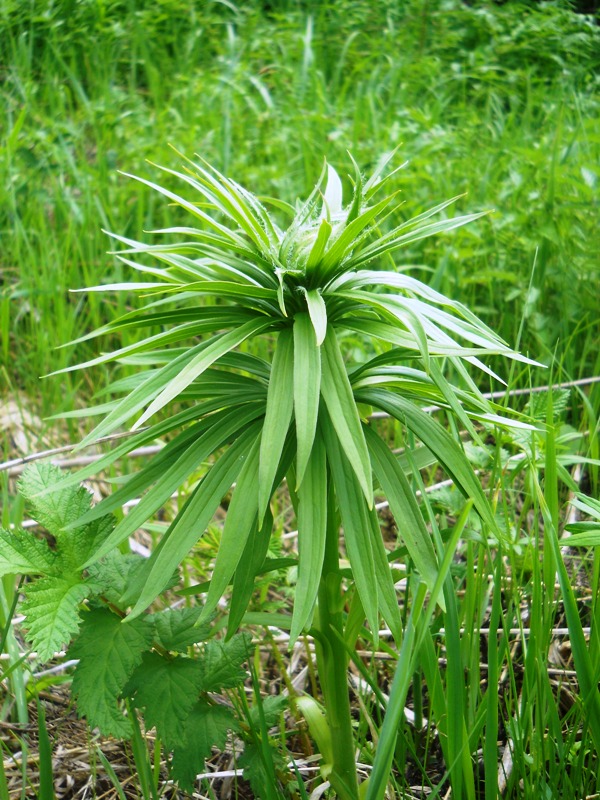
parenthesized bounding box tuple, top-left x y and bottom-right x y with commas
(1, 0, 599, 423)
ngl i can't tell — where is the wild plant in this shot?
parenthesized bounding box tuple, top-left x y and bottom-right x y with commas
(21, 153, 538, 797)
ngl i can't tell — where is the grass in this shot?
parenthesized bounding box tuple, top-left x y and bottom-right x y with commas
(1, 1, 600, 798)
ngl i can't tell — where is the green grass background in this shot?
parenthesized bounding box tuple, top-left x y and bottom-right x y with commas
(1, 0, 599, 423)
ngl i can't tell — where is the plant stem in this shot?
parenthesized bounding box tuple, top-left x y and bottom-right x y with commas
(314, 482, 359, 800)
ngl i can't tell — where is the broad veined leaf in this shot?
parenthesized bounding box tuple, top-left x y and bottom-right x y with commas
(126, 423, 262, 618)
(320, 416, 378, 637)
(21, 577, 90, 660)
(150, 607, 212, 652)
(320, 327, 373, 507)
(365, 426, 439, 594)
(19, 463, 115, 571)
(293, 312, 322, 488)
(68, 608, 154, 738)
(196, 633, 252, 692)
(19, 462, 94, 536)
(126, 652, 204, 748)
(258, 329, 294, 523)
(171, 701, 237, 791)
(290, 435, 327, 644)
(133, 317, 272, 429)
(0, 527, 57, 577)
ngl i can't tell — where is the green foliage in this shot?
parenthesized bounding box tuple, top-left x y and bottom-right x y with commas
(43, 151, 539, 798)
(0, 464, 258, 789)
(1, 0, 598, 420)
(69, 608, 154, 738)
(0, 463, 114, 658)
(171, 700, 238, 792)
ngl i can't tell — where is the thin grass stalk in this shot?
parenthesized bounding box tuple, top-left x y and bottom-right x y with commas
(366, 502, 472, 800)
(35, 699, 55, 800)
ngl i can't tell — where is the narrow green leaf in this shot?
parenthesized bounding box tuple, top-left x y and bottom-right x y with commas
(320, 194, 395, 275)
(365, 426, 439, 594)
(201, 435, 262, 620)
(303, 289, 328, 346)
(534, 473, 600, 753)
(76, 340, 211, 448)
(358, 389, 497, 532)
(229, 509, 273, 633)
(89, 404, 263, 557)
(133, 317, 271, 429)
(366, 507, 403, 643)
(258, 330, 294, 523)
(320, 327, 373, 507)
(290, 436, 327, 644)
(305, 218, 332, 272)
(321, 416, 379, 636)
(293, 312, 322, 488)
(126, 424, 261, 619)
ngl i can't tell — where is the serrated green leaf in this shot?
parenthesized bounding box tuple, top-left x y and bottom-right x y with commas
(0, 527, 57, 577)
(238, 741, 287, 800)
(68, 608, 154, 738)
(247, 694, 287, 730)
(293, 312, 322, 488)
(320, 327, 373, 506)
(258, 329, 294, 523)
(150, 607, 212, 653)
(290, 435, 327, 644)
(126, 652, 203, 748)
(197, 633, 251, 693)
(171, 700, 237, 792)
(86, 553, 152, 609)
(19, 464, 110, 563)
(21, 577, 90, 660)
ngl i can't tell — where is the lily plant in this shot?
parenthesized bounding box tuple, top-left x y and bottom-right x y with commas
(53, 152, 534, 799)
